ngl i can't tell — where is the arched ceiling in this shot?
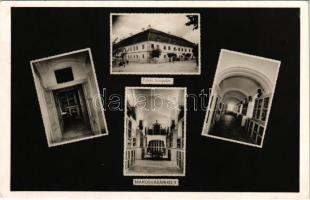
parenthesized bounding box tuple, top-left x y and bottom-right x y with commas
(143, 112, 170, 128)
(223, 91, 246, 103)
(219, 76, 262, 97)
(130, 88, 184, 128)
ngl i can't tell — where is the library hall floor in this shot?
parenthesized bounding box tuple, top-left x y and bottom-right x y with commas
(126, 160, 182, 175)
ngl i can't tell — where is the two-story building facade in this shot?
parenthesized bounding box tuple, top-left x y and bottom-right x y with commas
(113, 28, 196, 63)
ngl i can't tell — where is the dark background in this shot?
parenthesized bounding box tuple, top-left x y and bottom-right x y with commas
(11, 8, 300, 192)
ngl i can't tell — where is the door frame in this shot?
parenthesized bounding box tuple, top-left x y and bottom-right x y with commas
(52, 83, 92, 136)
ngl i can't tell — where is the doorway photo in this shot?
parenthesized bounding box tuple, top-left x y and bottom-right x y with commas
(124, 87, 186, 176)
(30, 48, 108, 147)
(202, 49, 281, 148)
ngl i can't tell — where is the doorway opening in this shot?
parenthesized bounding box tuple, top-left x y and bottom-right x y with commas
(146, 139, 167, 160)
(53, 84, 91, 142)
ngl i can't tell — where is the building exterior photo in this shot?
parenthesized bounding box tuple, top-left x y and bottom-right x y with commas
(111, 13, 200, 74)
(31, 49, 108, 147)
(113, 27, 196, 64)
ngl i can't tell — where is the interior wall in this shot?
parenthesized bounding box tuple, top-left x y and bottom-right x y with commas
(216, 50, 280, 85)
(85, 61, 106, 134)
(34, 53, 91, 89)
(32, 72, 55, 144)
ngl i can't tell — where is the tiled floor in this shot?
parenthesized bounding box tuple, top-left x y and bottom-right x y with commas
(61, 119, 92, 142)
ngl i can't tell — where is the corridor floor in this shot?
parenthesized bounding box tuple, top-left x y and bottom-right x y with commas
(209, 113, 254, 144)
(61, 119, 92, 142)
(126, 160, 182, 175)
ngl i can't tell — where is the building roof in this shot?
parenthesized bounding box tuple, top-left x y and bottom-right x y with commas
(114, 28, 196, 49)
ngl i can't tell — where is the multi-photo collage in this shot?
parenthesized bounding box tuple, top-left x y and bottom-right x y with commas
(7, 3, 303, 194)
(29, 12, 281, 176)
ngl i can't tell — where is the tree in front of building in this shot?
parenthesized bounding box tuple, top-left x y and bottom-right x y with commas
(112, 45, 127, 67)
(193, 44, 199, 66)
(112, 37, 120, 59)
(150, 48, 162, 63)
(185, 53, 192, 61)
(185, 15, 199, 30)
(120, 50, 127, 66)
(167, 53, 177, 62)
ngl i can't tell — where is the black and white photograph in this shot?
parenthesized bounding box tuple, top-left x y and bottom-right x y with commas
(111, 13, 200, 75)
(6, 2, 304, 195)
(124, 87, 186, 176)
(30, 48, 108, 147)
(202, 49, 281, 147)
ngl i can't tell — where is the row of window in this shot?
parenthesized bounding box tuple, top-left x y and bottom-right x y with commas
(125, 43, 192, 53)
(128, 54, 144, 59)
(127, 54, 189, 59)
(151, 44, 192, 53)
(127, 45, 144, 52)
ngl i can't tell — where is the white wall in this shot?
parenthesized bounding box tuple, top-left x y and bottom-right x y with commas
(216, 49, 280, 86)
(121, 40, 193, 63)
(34, 54, 91, 89)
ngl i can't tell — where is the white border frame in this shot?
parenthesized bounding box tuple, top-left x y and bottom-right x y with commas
(0, 1, 308, 199)
(201, 49, 281, 148)
(123, 86, 187, 176)
(30, 48, 109, 147)
(110, 13, 201, 75)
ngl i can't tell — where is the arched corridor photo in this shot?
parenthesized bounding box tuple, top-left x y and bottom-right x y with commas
(124, 87, 186, 176)
(202, 49, 280, 147)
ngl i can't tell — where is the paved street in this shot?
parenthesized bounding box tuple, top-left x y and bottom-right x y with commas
(112, 60, 198, 73)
